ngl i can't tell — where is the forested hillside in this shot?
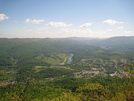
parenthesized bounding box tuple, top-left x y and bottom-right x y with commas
(0, 37, 134, 100)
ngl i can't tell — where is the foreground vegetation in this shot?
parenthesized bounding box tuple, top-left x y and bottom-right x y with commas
(1, 74, 134, 101)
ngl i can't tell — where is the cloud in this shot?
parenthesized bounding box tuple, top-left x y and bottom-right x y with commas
(116, 26, 124, 30)
(80, 23, 92, 28)
(59, 28, 111, 38)
(86, 29, 92, 32)
(60, 28, 94, 37)
(37, 27, 48, 30)
(0, 14, 9, 21)
(46, 22, 72, 27)
(24, 19, 44, 24)
(124, 31, 132, 33)
(107, 29, 112, 31)
(103, 19, 124, 25)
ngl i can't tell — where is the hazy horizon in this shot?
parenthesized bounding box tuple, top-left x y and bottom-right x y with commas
(0, 0, 134, 38)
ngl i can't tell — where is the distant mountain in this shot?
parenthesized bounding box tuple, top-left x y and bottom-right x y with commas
(91, 36, 134, 52)
(107, 36, 134, 43)
(67, 36, 134, 52)
(68, 37, 104, 45)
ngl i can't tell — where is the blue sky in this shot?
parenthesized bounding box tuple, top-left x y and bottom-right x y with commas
(0, 0, 134, 38)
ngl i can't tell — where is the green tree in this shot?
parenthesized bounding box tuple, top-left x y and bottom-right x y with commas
(76, 83, 113, 101)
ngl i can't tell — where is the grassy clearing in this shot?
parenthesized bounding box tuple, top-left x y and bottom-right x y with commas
(34, 66, 48, 73)
(35, 53, 69, 65)
(33, 53, 71, 73)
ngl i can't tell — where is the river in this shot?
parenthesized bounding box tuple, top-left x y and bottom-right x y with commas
(67, 54, 74, 64)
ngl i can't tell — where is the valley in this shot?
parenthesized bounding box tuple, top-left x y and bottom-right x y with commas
(0, 36, 134, 100)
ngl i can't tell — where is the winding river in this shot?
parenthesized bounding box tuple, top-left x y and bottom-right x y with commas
(67, 54, 74, 64)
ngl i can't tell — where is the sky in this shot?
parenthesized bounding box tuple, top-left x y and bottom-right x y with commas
(0, 0, 134, 38)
